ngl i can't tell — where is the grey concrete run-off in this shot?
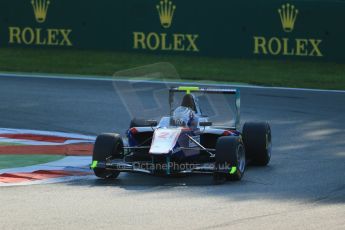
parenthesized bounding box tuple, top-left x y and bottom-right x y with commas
(0, 76, 344, 230)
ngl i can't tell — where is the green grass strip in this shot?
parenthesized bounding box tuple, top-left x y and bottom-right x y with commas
(0, 155, 64, 170)
(0, 48, 344, 90)
(0, 142, 26, 146)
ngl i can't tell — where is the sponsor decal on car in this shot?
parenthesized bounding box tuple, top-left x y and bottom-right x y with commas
(149, 129, 181, 154)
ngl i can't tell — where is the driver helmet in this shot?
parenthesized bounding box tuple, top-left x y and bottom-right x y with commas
(173, 106, 196, 127)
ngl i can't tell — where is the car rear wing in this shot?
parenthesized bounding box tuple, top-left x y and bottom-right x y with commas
(170, 86, 237, 95)
(169, 86, 241, 130)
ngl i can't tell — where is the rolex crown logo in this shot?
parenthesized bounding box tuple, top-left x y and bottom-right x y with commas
(31, 0, 50, 23)
(156, 0, 176, 29)
(278, 3, 299, 32)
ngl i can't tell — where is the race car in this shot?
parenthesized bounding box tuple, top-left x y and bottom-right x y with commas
(91, 86, 272, 184)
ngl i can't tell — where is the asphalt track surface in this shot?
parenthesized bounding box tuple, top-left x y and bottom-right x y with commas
(0, 75, 344, 230)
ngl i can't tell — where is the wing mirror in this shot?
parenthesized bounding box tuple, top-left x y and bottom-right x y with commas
(199, 121, 212, 127)
(146, 120, 158, 127)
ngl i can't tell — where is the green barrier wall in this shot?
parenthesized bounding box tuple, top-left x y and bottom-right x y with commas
(1, 0, 345, 61)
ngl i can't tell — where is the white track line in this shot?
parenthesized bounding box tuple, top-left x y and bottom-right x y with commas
(0, 175, 95, 187)
(1, 72, 345, 94)
(0, 128, 95, 186)
(0, 137, 94, 146)
(0, 156, 93, 187)
(0, 156, 91, 174)
(0, 128, 96, 140)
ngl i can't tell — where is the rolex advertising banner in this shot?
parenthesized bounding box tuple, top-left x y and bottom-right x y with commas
(0, 0, 344, 62)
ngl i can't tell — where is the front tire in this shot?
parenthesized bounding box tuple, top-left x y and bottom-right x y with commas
(242, 122, 272, 166)
(92, 133, 123, 179)
(214, 136, 246, 184)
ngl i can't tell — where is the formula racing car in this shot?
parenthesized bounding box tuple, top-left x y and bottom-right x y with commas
(91, 86, 272, 184)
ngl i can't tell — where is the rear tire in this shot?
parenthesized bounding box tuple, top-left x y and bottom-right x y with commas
(242, 122, 272, 166)
(92, 133, 123, 179)
(214, 136, 246, 184)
